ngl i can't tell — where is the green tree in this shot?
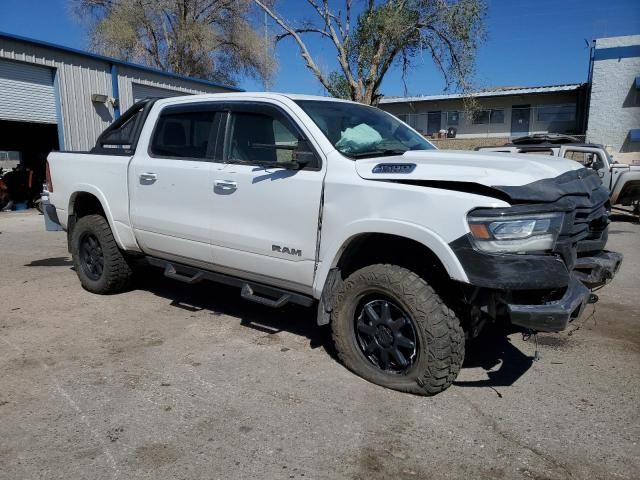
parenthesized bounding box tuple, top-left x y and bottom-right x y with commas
(256, 0, 485, 104)
(73, 0, 274, 86)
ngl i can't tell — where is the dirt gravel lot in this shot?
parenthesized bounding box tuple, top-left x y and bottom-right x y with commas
(1, 210, 638, 480)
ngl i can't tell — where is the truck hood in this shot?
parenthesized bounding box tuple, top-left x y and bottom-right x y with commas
(355, 149, 604, 203)
(355, 150, 582, 187)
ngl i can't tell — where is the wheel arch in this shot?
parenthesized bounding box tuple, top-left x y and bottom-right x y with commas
(314, 220, 469, 299)
(67, 186, 125, 250)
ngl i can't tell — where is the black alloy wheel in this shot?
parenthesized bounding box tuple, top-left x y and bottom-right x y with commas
(330, 264, 465, 395)
(354, 298, 418, 374)
(79, 232, 104, 281)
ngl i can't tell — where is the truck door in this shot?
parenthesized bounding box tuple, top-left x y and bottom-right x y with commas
(559, 145, 612, 189)
(129, 103, 223, 265)
(210, 102, 324, 291)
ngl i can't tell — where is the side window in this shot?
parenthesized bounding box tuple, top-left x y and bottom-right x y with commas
(563, 150, 605, 170)
(150, 109, 219, 160)
(226, 110, 301, 165)
(523, 149, 553, 155)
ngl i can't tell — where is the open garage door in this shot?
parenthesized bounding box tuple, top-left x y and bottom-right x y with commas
(132, 83, 190, 103)
(0, 59, 57, 124)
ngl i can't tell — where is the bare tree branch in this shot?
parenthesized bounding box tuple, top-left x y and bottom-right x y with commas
(254, 0, 485, 104)
(275, 28, 331, 43)
(255, 0, 332, 92)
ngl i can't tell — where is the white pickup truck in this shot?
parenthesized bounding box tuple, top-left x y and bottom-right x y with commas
(45, 93, 622, 395)
(477, 135, 640, 216)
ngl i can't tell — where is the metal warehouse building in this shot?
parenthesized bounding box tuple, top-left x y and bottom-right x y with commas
(0, 31, 238, 192)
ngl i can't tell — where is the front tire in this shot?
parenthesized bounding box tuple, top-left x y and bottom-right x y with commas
(330, 264, 464, 395)
(71, 214, 133, 294)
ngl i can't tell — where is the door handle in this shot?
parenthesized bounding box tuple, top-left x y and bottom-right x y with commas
(214, 180, 238, 192)
(139, 173, 157, 185)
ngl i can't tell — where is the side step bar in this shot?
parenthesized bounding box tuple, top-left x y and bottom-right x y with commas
(146, 257, 314, 308)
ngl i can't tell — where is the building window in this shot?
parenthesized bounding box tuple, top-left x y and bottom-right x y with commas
(491, 109, 505, 124)
(536, 105, 576, 122)
(472, 109, 504, 124)
(446, 111, 459, 125)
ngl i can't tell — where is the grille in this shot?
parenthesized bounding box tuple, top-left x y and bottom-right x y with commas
(554, 190, 610, 269)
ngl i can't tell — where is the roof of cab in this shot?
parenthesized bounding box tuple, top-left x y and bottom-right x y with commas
(152, 91, 360, 105)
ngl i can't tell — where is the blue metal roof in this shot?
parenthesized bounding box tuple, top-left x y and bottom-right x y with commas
(0, 31, 243, 92)
(629, 129, 640, 142)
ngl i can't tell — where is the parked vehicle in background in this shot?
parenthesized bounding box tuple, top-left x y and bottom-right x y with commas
(477, 134, 640, 216)
(0, 168, 9, 211)
(44, 94, 622, 396)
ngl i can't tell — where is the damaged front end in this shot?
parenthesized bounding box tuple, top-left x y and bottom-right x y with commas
(451, 167, 623, 333)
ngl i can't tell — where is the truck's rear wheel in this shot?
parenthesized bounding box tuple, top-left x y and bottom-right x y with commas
(330, 264, 464, 395)
(71, 214, 133, 294)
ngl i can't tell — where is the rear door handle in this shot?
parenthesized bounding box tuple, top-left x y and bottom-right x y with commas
(214, 180, 238, 192)
(139, 173, 157, 185)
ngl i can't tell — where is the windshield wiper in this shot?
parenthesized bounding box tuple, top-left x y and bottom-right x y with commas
(348, 149, 407, 159)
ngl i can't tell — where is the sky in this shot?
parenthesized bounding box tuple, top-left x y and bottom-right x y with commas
(1, 0, 639, 97)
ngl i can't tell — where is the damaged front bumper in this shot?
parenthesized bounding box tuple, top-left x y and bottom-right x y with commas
(573, 251, 623, 289)
(506, 251, 622, 332)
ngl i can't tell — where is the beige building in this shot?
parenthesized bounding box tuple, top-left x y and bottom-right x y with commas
(378, 84, 588, 143)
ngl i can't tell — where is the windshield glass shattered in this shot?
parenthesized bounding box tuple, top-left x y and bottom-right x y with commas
(295, 100, 435, 158)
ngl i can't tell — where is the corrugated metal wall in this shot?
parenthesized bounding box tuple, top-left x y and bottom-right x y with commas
(132, 83, 191, 102)
(0, 58, 57, 123)
(0, 37, 113, 150)
(0, 37, 233, 151)
(117, 66, 226, 112)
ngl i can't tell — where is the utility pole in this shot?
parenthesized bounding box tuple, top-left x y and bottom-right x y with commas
(263, 11, 270, 91)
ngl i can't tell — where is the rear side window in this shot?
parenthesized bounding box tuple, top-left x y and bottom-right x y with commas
(150, 109, 219, 160)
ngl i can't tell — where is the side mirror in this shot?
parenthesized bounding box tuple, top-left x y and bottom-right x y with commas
(292, 140, 316, 168)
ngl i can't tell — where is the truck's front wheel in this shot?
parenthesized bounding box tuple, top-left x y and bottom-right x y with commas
(71, 214, 133, 294)
(330, 264, 464, 395)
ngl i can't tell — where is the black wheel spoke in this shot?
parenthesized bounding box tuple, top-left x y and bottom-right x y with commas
(363, 340, 378, 354)
(396, 334, 415, 349)
(364, 304, 380, 323)
(380, 301, 391, 321)
(357, 319, 376, 336)
(378, 349, 389, 370)
(390, 348, 408, 368)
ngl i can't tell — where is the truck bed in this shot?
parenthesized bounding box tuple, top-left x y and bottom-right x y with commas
(48, 151, 138, 250)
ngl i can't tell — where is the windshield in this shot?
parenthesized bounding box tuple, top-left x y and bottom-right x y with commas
(295, 100, 435, 158)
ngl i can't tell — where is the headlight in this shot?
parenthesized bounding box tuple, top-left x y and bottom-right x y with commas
(467, 212, 563, 254)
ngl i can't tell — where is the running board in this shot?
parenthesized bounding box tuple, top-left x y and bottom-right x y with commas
(146, 257, 314, 308)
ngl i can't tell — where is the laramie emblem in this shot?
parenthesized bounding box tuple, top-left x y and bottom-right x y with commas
(272, 245, 302, 256)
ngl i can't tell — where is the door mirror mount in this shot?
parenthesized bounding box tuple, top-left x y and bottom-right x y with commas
(292, 140, 316, 169)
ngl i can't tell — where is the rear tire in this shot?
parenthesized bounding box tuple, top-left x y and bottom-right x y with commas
(71, 214, 133, 294)
(330, 264, 464, 395)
